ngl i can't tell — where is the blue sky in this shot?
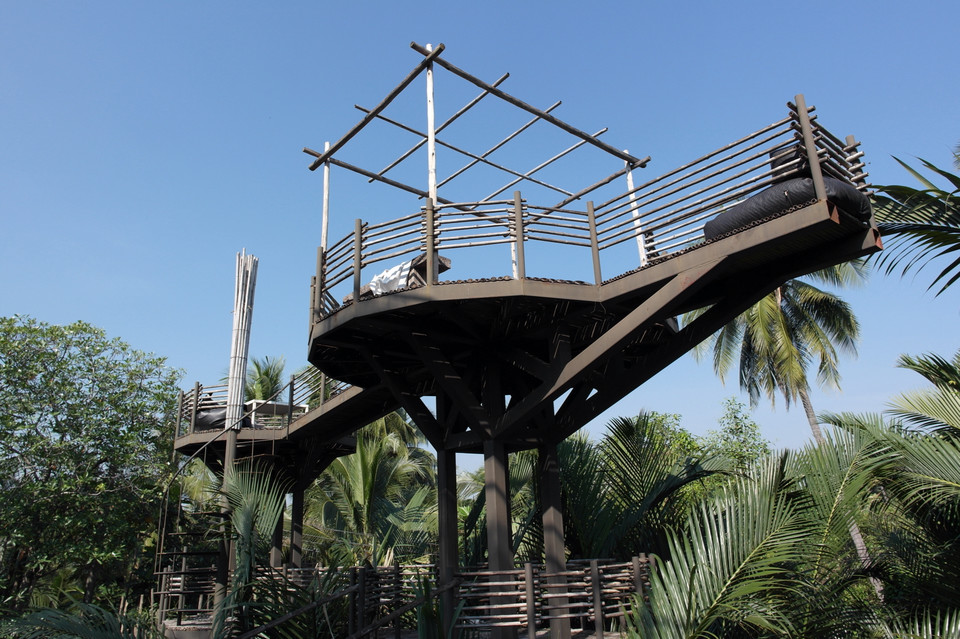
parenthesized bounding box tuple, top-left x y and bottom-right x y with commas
(2, 1, 958, 458)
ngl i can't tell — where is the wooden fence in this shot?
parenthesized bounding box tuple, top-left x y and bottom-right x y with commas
(156, 557, 654, 635)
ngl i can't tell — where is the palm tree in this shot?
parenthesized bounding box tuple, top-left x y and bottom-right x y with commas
(624, 453, 813, 638)
(872, 158, 960, 296)
(245, 355, 286, 401)
(304, 414, 436, 566)
(888, 349, 960, 433)
(688, 262, 867, 444)
(685, 262, 880, 598)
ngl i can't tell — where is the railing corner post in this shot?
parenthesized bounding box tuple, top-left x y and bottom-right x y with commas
(425, 198, 437, 286)
(513, 191, 526, 280)
(794, 94, 827, 201)
(353, 219, 363, 303)
(189, 381, 200, 435)
(587, 201, 602, 285)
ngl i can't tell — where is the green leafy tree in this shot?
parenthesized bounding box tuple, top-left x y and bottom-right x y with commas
(0, 316, 180, 612)
(700, 398, 771, 470)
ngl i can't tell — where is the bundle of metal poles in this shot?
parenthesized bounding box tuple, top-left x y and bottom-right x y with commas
(226, 250, 258, 434)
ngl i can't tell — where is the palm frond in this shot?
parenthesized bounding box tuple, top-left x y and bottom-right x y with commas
(882, 607, 960, 639)
(626, 453, 811, 638)
(2, 603, 164, 639)
(897, 350, 960, 390)
(790, 423, 893, 583)
(872, 158, 960, 296)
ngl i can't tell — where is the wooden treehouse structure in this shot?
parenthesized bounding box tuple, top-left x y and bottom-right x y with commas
(158, 42, 880, 638)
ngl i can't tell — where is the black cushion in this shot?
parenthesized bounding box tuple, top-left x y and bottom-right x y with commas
(703, 177, 871, 240)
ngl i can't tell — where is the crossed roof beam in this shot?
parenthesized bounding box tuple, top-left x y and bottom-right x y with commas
(303, 42, 650, 214)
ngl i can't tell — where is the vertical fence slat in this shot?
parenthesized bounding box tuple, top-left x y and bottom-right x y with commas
(590, 560, 604, 632)
(525, 562, 536, 633)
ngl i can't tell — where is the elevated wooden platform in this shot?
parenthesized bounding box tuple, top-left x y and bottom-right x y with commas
(304, 197, 878, 453)
(164, 43, 879, 639)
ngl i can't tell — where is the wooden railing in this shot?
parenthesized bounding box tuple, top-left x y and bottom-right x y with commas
(310, 97, 870, 320)
(175, 366, 353, 438)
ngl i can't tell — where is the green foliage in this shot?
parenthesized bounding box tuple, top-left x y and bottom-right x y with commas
(304, 413, 437, 566)
(413, 576, 464, 639)
(1, 602, 163, 638)
(245, 355, 286, 402)
(873, 158, 960, 295)
(888, 350, 960, 433)
(0, 316, 180, 613)
(687, 262, 865, 411)
(700, 398, 770, 470)
(625, 454, 811, 638)
(459, 413, 732, 566)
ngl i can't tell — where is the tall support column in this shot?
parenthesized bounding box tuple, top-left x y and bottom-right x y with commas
(484, 440, 518, 639)
(290, 482, 305, 569)
(540, 441, 571, 639)
(437, 448, 459, 635)
(270, 496, 285, 568)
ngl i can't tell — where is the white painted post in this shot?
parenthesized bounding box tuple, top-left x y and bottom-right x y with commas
(426, 44, 438, 206)
(321, 141, 331, 252)
(425, 43, 439, 259)
(625, 151, 648, 267)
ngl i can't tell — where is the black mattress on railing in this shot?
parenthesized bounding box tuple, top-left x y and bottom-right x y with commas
(194, 407, 251, 431)
(703, 177, 871, 241)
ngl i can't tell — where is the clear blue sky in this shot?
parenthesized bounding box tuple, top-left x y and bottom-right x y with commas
(2, 1, 958, 457)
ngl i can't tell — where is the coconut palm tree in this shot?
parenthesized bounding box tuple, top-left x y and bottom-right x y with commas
(245, 355, 286, 402)
(872, 158, 960, 296)
(688, 262, 867, 444)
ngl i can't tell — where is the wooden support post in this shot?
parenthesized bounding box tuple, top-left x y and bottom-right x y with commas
(590, 559, 604, 633)
(512, 191, 526, 280)
(314, 246, 324, 319)
(321, 140, 331, 250)
(319, 373, 326, 409)
(287, 374, 295, 428)
(353, 219, 363, 302)
(349, 567, 357, 637)
(632, 555, 643, 595)
(394, 560, 403, 639)
(357, 566, 367, 631)
(270, 497, 284, 568)
(540, 441, 571, 639)
(426, 44, 437, 206)
(587, 201, 602, 285)
(437, 448, 459, 635)
(484, 439, 518, 639)
(624, 153, 649, 267)
(290, 482, 304, 569)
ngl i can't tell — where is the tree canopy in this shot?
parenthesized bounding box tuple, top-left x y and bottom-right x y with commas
(0, 316, 180, 612)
